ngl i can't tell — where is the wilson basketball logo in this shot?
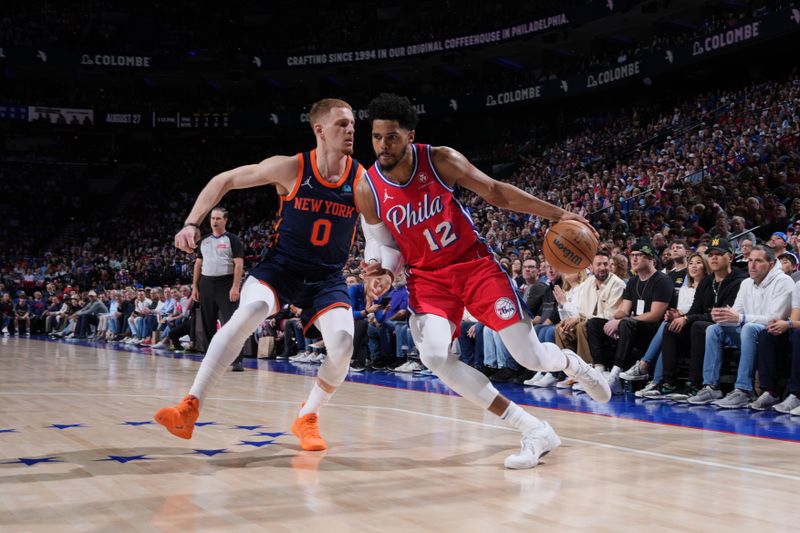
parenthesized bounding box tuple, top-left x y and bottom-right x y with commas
(551, 236, 582, 265)
(494, 297, 517, 320)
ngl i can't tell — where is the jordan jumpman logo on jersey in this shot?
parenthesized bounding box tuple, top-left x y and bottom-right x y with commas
(384, 190, 394, 202)
(302, 176, 313, 189)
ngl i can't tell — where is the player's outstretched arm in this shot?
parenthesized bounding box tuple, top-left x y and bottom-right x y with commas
(355, 172, 402, 300)
(175, 155, 299, 252)
(431, 146, 597, 235)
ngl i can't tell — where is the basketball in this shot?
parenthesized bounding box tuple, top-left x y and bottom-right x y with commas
(543, 220, 597, 274)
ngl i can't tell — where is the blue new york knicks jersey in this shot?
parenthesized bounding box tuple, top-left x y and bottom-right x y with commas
(263, 150, 362, 273)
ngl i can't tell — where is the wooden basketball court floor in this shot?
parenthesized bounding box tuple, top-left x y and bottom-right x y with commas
(1, 337, 797, 532)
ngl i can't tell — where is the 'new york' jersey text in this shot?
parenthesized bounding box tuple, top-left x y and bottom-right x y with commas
(266, 150, 362, 273)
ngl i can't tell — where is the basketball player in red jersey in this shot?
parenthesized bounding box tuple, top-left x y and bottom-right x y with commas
(155, 99, 363, 451)
(358, 94, 611, 469)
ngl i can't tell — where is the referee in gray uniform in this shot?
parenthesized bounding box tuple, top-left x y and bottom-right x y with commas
(191, 207, 245, 371)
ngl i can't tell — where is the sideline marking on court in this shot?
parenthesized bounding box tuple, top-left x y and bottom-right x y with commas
(2, 390, 798, 483)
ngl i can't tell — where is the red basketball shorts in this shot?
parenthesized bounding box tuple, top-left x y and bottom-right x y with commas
(406, 255, 528, 335)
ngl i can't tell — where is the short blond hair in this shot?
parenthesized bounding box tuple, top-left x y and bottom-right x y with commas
(562, 269, 588, 292)
(309, 98, 352, 127)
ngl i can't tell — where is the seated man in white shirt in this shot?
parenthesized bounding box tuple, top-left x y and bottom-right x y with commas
(688, 245, 794, 408)
(555, 251, 626, 364)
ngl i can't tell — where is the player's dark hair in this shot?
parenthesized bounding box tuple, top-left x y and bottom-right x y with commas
(368, 93, 419, 130)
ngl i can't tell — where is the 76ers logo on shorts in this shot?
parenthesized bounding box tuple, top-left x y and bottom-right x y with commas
(494, 297, 517, 320)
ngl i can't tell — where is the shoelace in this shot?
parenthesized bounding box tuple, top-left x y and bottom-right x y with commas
(177, 399, 196, 417)
(754, 393, 771, 405)
(299, 415, 321, 438)
(520, 432, 548, 455)
(574, 364, 598, 384)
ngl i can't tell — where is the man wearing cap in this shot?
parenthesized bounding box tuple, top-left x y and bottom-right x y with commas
(768, 232, 789, 256)
(778, 252, 800, 282)
(688, 245, 794, 408)
(586, 242, 674, 394)
(657, 238, 747, 398)
(73, 290, 109, 339)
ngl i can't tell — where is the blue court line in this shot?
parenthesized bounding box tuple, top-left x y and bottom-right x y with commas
(29, 336, 800, 443)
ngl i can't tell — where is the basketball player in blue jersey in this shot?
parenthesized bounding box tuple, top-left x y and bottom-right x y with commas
(155, 98, 364, 451)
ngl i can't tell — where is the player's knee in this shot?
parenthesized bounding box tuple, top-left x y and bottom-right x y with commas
(320, 326, 352, 359)
(331, 328, 353, 348)
(318, 347, 352, 388)
(326, 331, 353, 362)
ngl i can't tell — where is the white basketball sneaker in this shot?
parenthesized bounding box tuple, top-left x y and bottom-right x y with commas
(562, 349, 612, 403)
(504, 421, 561, 469)
(523, 371, 547, 386)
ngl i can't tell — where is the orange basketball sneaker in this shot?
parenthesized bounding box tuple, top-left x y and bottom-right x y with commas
(154, 394, 199, 439)
(292, 411, 327, 451)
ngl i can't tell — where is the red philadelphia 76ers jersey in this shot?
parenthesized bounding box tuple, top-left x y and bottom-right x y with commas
(365, 144, 490, 272)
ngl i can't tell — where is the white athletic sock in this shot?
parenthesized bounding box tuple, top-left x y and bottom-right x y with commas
(594, 364, 607, 372)
(500, 402, 544, 434)
(610, 366, 622, 378)
(299, 382, 333, 416)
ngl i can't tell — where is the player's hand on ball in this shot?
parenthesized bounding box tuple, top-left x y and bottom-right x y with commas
(557, 211, 599, 239)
